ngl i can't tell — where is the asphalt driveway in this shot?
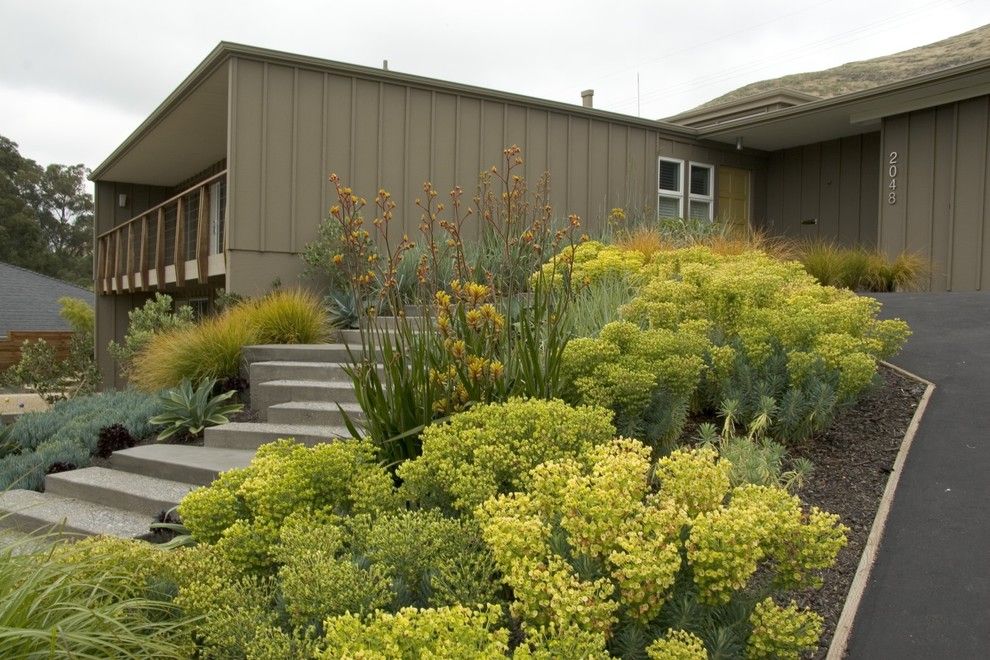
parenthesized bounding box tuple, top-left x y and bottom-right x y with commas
(846, 293, 990, 658)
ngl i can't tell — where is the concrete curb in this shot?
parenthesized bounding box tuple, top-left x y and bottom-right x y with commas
(826, 361, 935, 659)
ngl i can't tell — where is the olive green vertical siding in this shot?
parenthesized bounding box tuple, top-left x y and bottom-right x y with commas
(880, 95, 990, 291)
(763, 133, 880, 245)
(656, 138, 769, 224)
(227, 56, 778, 297)
(93, 180, 171, 388)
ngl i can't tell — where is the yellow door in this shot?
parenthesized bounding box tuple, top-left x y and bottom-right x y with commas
(717, 167, 751, 234)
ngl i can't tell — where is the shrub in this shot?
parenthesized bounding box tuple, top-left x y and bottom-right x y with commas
(0, 390, 164, 490)
(94, 423, 136, 458)
(565, 274, 637, 339)
(397, 398, 616, 513)
(129, 289, 329, 391)
(321, 149, 583, 460)
(178, 439, 399, 571)
(108, 293, 195, 376)
(129, 312, 254, 391)
(2, 297, 100, 402)
(0, 533, 194, 658)
(149, 378, 243, 441)
(239, 288, 330, 344)
(317, 605, 510, 659)
(561, 320, 708, 449)
(476, 439, 847, 657)
(796, 241, 928, 292)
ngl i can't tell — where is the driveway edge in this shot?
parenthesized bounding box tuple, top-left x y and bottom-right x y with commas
(826, 361, 935, 659)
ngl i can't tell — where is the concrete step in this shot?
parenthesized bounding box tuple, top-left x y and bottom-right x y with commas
(0, 489, 155, 539)
(250, 360, 353, 383)
(44, 467, 196, 517)
(110, 445, 255, 486)
(204, 422, 349, 449)
(267, 401, 365, 427)
(251, 379, 358, 413)
(243, 344, 361, 365)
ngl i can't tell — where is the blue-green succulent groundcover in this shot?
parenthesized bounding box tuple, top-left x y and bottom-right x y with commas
(0, 390, 164, 491)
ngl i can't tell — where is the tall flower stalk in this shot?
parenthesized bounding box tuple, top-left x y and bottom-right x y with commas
(322, 147, 581, 465)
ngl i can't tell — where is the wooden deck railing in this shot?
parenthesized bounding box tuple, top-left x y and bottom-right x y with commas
(95, 171, 226, 295)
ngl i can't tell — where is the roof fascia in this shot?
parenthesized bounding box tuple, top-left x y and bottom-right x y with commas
(696, 57, 990, 139)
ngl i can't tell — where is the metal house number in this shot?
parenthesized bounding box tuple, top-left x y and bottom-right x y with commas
(887, 151, 898, 205)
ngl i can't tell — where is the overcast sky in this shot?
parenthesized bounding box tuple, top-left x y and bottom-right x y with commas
(2, 0, 988, 172)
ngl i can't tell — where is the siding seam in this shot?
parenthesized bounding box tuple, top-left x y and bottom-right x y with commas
(978, 96, 989, 290)
(260, 63, 268, 252)
(946, 105, 958, 290)
(290, 68, 298, 252)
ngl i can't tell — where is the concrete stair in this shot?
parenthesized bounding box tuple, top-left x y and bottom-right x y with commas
(110, 445, 255, 486)
(0, 489, 159, 539)
(205, 422, 349, 449)
(0, 334, 378, 540)
(267, 401, 364, 426)
(44, 467, 196, 516)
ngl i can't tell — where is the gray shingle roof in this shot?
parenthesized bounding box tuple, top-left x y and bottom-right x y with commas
(0, 262, 95, 338)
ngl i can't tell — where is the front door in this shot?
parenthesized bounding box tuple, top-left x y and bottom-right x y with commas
(717, 167, 751, 234)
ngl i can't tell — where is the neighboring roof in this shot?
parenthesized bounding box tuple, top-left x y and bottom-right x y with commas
(693, 22, 990, 109)
(694, 57, 990, 151)
(0, 263, 94, 338)
(664, 88, 820, 127)
(91, 42, 699, 183)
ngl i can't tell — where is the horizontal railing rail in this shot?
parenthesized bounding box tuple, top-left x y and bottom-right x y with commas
(96, 171, 226, 294)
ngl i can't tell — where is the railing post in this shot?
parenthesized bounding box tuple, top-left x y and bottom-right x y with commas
(96, 237, 106, 295)
(174, 198, 185, 287)
(126, 223, 135, 293)
(139, 214, 149, 290)
(156, 208, 165, 288)
(114, 230, 123, 293)
(196, 184, 210, 283)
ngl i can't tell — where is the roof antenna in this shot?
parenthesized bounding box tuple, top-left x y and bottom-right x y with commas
(636, 71, 643, 117)
(382, 59, 389, 71)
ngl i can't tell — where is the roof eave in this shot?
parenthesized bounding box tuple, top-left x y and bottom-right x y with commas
(90, 43, 232, 181)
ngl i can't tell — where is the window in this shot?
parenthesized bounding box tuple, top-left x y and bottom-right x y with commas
(688, 163, 714, 222)
(658, 158, 683, 218)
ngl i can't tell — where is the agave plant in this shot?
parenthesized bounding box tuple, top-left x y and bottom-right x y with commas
(149, 378, 243, 442)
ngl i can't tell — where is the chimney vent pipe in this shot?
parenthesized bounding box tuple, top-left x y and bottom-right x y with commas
(581, 89, 594, 108)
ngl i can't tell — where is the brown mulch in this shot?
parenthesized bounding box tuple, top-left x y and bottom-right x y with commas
(790, 364, 927, 658)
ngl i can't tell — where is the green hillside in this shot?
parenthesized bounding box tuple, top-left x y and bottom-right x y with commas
(697, 23, 990, 108)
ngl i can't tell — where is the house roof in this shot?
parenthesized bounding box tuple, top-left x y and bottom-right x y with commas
(0, 262, 94, 338)
(664, 88, 820, 127)
(692, 57, 990, 150)
(91, 42, 699, 183)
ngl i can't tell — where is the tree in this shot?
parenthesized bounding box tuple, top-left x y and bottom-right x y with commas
(0, 134, 94, 287)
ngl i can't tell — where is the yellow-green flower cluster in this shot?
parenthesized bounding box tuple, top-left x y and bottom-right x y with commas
(561, 320, 708, 443)
(646, 629, 709, 659)
(317, 605, 510, 659)
(479, 438, 845, 651)
(178, 438, 399, 572)
(398, 398, 615, 512)
(655, 446, 730, 517)
(535, 240, 647, 288)
(622, 247, 910, 400)
(746, 597, 823, 659)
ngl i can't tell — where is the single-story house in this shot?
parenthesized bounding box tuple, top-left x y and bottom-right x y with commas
(90, 42, 990, 385)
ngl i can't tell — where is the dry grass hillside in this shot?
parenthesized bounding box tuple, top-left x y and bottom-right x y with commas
(697, 22, 990, 108)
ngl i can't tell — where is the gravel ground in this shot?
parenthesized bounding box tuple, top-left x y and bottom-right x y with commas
(790, 365, 927, 658)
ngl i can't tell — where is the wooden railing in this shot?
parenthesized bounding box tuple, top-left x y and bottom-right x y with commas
(95, 171, 226, 295)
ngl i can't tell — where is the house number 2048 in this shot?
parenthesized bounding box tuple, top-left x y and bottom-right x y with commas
(887, 151, 898, 205)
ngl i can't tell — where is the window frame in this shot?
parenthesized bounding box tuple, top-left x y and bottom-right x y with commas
(687, 162, 715, 222)
(657, 157, 685, 219)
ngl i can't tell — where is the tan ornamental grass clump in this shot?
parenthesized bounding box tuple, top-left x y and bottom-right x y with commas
(796, 241, 929, 291)
(130, 288, 329, 391)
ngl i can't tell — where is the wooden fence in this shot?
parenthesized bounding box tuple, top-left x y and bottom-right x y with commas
(0, 331, 75, 371)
